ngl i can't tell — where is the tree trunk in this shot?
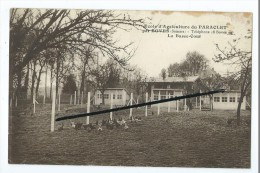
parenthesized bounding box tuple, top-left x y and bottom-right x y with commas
(24, 64, 30, 98)
(35, 65, 44, 97)
(30, 61, 37, 102)
(45, 65, 48, 99)
(236, 98, 242, 126)
(56, 56, 60, 96)
(50, 65, 53, 98)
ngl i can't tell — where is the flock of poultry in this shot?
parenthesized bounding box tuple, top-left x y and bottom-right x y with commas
(57, 116, 142, 132)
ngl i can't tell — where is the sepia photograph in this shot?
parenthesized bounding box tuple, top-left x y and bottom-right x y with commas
(8, 8, 253, 168)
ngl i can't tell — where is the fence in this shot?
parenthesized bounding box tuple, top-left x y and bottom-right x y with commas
(10, 90, 204, 132)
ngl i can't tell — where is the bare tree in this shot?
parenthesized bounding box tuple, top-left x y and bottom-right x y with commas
(213, 31, 252, 125)
(9, 9, 147, 100)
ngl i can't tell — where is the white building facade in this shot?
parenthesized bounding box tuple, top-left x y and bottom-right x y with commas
(94, 88, 129, 106)
(212, 90, 246, 110)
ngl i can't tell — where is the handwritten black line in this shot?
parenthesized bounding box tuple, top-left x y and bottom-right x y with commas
(55, 89, 225, 121)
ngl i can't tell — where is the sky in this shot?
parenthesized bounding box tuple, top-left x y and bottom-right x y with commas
(40, 10, 252, 89)
(113, 10, 252, 77)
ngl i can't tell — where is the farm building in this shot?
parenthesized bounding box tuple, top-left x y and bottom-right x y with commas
(212, 90, 246, 110)
(94, 88, 130, 106)
(147, 76, 200, 110)
(147, 73, 248, 111)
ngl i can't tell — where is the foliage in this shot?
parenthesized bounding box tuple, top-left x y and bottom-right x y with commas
(62, 74, 78, 94)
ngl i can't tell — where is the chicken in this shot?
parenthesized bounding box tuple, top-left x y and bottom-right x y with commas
(57, 123, 64, 131)
(83, 123, 96, 132)
(113, 119, 120, 128)
(106, 121, 114, 130)
(71, 122, 83, 130)
(117, 118, 126, 126)
(124, 123, 129, 130)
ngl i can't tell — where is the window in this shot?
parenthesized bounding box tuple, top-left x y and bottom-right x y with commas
(229, 97, 235, 102)
(214, 97, 220, 102)
(161, 95, 166, 100)
(154, 95, 158, 100)
(104, 94, 109, 99)
(117, 94, 122, 99)
(222, 97, 227, 102)
(167, 85, 170, 89)
(113, 94, 116, 99)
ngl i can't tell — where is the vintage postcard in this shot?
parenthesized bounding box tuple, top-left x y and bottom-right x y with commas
(9, 9, 252, 168)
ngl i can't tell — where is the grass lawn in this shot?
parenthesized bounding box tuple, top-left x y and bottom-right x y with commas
(9, 104, 251, 168)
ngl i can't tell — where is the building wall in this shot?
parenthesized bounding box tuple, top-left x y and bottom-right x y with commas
(151, 89, 184, 109)
(212, 92, 246, 110)
(94, 89, 129, 106)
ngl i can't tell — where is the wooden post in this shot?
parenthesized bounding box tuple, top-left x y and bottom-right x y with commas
(184, 98, 187, 111)
(33, 92, 36, 114)
(168, 93, 170, 113)
(211, 94, 213, 111)
(199, 90, 202, 111)
(177, 100, 179, 112)
(70, 95, 72, 105)
(10, 97, 12, 108)
(145, 92, 148, 117)
(81, 91, 83, 108)
(74, 91, 76, 105)
(77, 91, 80, 105)
(129, 93, 133, 118)
(15, 96, 17, 107)
(86, 92, 90, 124)
(51, 90, 56, 132)
(58, 93, 61, 111)
(43, 95, 46, 105)
(110, 93, 113, 120)
(196, 97, 198, 108)
(157, 91, 160, 115)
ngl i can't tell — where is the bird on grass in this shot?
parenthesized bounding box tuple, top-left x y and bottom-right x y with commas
(113, 119, 121, 128)
(57, 122, 64, 131)
(117, 118, 126, 126)
(97, 124, 103, 131)
(71, 121, 83, 130)
(106, 120, 114, 130)
(227, 118, 233, 125)
(83, 123, 96, 132)
(124, 123, 129, 130)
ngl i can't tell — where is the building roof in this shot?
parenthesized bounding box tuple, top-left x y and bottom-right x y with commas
(198, 68, 218, 79)
(97, 88, 127, 91)
(149, 76, 200, 83)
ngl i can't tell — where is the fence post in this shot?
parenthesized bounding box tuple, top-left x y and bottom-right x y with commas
(184, 98, 187, 111)
(77, 91, 80, 105)
(129, 93, 133, 118)
(81, 91, 83, 108)
(177, 100, 179, 112)
(86, 92, 90, 124)
(43, 95, 46, 105)
(10, 97, 12, 108)
(157, 91, 160, 115)
(110, 93, 113, 120)
(196, 97, 198, 108)
(70, 95, 72, 105)
(168, 93, 170, 113)
(15, 96, 18, 107)
(145, 92, 148, 117)
(74, 91, 76, 105)
(58, 93, 61, 111)
(199, 90, 202, 111)
(33, 92, 36, 114)
(51, 90, 56, 132)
